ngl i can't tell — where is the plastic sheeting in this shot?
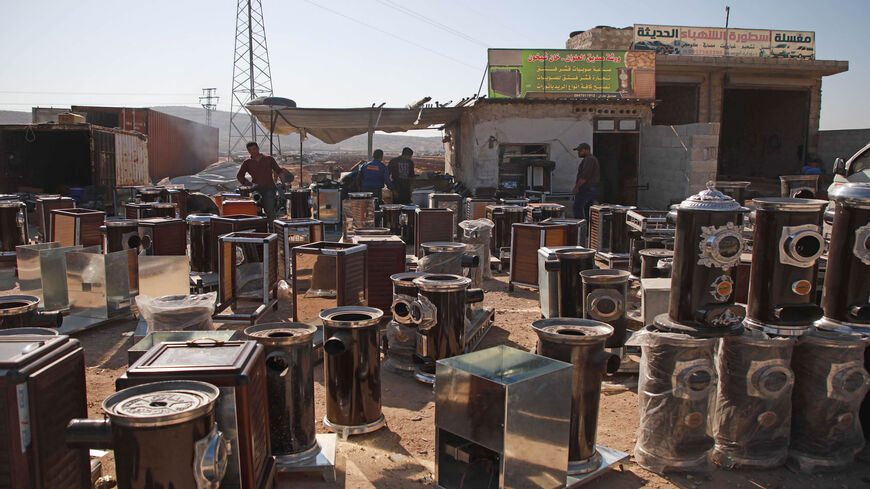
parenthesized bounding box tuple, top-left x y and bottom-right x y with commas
(713, 330, 795, 469)
(135, 292, 217, 334)
(788, 330, 870, 473)
(460, 218, 494, 287)
(417, 250, 463, 275)
(634, 328, 718, 473)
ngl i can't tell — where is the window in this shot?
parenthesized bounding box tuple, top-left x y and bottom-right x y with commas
(498, 144, 549, 191)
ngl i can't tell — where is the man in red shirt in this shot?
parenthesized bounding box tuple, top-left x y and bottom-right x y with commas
(236, 141, 291, 223)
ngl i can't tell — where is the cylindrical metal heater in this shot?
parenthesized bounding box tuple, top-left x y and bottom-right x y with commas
(244, 323, 318, 460)
(418, 241, 479, 275)
(713, 181, 751, 205)
(320, 307, 386, 437)
(788, 330, 869, 473)
(533, 319, 619, 475)
(289, 188, 312, 218)
(66, 380, 227, 489)
(744, 198, 827, 336)
(635, 328, 718, 473)
(0, 201, 27, 256)
(101, 219, 141, 253)
(779, 175, 820, 199)
(655, 183, 747, 337)
(410, 274, 484, 383)
(399, 205, 419, 245)
(379, 204, 404, 236)
(0, 295, 62, 329)
(640, 248, 674, 279)
(543, 247, 595, 318)
(817, 183, 870, 334)
(187, 213, 216, 273)
(386, 272, 426, 375)
(712, 330, 795, 469)
(581, 269, 629, 348)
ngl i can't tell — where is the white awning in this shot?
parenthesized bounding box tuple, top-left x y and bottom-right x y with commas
(245, 104, 465, 144)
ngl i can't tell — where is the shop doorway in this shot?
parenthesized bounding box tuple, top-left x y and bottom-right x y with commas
(593, 132, 639, 206)
(719, 88, 810, 178)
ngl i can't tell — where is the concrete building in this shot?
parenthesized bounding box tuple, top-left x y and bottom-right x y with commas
(445, 25, 848, 211)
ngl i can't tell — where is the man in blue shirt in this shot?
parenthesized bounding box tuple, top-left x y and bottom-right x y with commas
(359, 149, 394, 200)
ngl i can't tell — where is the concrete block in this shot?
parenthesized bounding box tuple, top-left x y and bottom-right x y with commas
(690, 159, 719, 173)
(641, 278, 671, 326)
(691, 134, 719, 147)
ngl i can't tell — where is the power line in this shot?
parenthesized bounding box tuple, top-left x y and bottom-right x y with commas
(373, 0, 488, 47)
(0, 90, 197, 96)
(303, 0, 479, 71)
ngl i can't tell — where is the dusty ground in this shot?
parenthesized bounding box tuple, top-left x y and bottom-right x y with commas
(1, 264, 867, 489)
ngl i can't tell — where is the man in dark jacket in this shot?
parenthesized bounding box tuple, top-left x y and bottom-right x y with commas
(388, 147, 415, 204)
(571, 142, 600, 220)
(236, 141, 290, 222)
(359, 149, 394, 200)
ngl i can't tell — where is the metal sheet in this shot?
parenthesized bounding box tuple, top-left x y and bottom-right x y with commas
(15, 242, 60, 299)
(317, 189, 341, 224)
(293, 252, 337, 324)
(16, 242, 82, 311)
(65, 247, 136, 322)
(137, 255, 191, 297)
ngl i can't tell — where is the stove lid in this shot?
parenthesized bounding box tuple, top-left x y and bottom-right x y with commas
(105, 380, 219, 427)
(679, 182, 742, 211)
(128, 340, 257, 374)
(0, 336, 66, 367)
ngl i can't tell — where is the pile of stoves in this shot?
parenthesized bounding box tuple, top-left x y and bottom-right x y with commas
(387, 272, 494, 384)
(631, 182, 870, 474)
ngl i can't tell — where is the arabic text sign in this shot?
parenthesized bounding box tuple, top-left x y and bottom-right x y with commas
(633, 25, 815, 59)
(487, 49, 656, 99)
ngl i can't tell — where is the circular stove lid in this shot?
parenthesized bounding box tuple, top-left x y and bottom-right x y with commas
(679, 182, 742, 211)
(104, 380, 219, 427)
(533, 319, 613, 345)
(421, 241, 465, 253)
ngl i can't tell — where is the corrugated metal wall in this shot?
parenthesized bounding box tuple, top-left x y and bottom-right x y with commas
(147, 109, 218, 181)
(113, 130, 150, 185)
(71, 105, 219, 182)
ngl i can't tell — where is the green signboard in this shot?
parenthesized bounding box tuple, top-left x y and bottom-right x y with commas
(487, 49, 656, 100)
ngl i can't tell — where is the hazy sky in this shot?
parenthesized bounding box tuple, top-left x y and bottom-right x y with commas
(1, 0, 867, 132)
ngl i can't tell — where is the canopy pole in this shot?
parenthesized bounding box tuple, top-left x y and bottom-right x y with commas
(367, 105, 374, 160)
(269, 110, 276, 155)
(299, 131, 303, 188)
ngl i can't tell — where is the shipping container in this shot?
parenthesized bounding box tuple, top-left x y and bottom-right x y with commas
(71, 106, 218, 181)
(0, 123, 150, 205)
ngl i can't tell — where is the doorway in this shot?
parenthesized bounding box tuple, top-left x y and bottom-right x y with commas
(719, 88, 810, 178)
(593, 132, 639, 205)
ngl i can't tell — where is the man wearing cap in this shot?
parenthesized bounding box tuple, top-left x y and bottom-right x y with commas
(571, 142, 599, 220)
(388, 147, 415, 204)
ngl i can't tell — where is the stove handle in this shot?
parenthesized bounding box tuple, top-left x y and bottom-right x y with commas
(65, 418, 113, 449)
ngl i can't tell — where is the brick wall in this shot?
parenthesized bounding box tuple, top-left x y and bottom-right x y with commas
(639, 123, 720, 208)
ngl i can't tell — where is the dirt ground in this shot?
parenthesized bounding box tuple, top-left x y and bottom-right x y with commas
(58, 268, 870, 489)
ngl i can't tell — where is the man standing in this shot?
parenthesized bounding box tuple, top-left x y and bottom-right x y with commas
(359, 149, 394, 200)
(236, 141, 290, 223)
(571, 142, 600, 220)
(388, 147, 415, 204)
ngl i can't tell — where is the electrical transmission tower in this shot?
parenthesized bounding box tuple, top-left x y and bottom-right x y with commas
(228, 0, 278, 156)
(199, 88, 219, 127)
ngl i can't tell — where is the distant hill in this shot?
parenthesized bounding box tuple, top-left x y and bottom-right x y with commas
(0, 106, 446, 156)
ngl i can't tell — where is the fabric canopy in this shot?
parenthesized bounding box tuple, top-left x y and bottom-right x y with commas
(245, 103, 465, 144)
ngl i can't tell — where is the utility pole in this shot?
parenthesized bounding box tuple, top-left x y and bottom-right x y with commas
(724, 6, 731, 57)
(199, 88, 219, 127)
(228, 0, 277, 157)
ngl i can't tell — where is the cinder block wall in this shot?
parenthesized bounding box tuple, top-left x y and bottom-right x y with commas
(817, 128, 870, 168)
(566, 27, 634, 50)
(639, 123, 720, 209)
